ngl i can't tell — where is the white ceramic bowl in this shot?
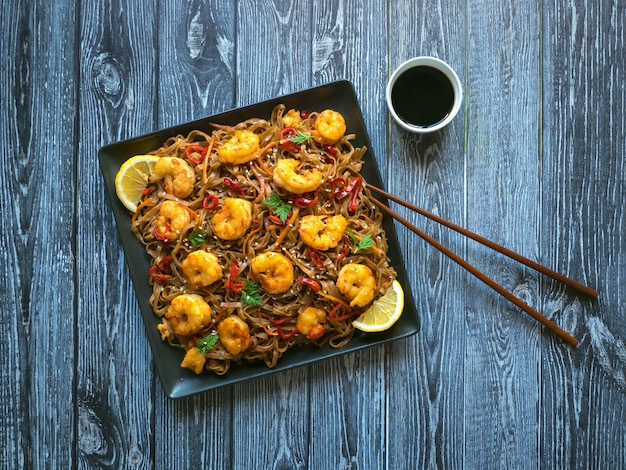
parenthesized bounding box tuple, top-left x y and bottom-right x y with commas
(386, 56, 463, 133)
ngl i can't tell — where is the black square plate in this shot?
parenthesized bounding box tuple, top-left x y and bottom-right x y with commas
(99, 80, 420, 398)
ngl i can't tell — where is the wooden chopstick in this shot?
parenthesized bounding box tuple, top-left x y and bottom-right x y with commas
(368, 195, 581, 347)
(366, 183, 598, 298)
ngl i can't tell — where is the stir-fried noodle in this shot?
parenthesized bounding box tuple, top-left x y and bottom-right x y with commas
(131, 105, 396, 375)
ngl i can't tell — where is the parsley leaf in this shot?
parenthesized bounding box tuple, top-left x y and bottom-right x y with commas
(346, 227, 374, 253)
(188, 230, 208, 246)
(241, 281, 263, 306)
(289, 130, 313, 145)
(196, 333, 219, 354)
(263, 194, 292, 223)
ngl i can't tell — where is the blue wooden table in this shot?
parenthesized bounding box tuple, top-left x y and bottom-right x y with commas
(2, 0, 625, 468)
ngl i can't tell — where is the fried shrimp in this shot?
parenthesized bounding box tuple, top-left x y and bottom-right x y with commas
(298, 214, 348, 251)
(165, 293, 212, 336)
(181, 347, 206, 374)
(217, 315, 251, 356)
(273, 158, 323, 194)
(296, 306, 326, 340)
(336, 263, 376, 307)
(314, 109, 346, 144)
(217, 130, 260, 164)
(181, 251, 223, 287)
(210, 197, 253, 240)
(250, 252, 294, 294)
(282, 108, 302, 127)
(150, 156, 196, 198)
(154, 200, 191, 241)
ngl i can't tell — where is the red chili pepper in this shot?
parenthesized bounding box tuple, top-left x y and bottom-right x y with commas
(329, 177, 346, 202)
(296, 276, 321, 292)
(223, 177, 246, 195)
(267, 215, 284, 226)
(280, 127, 297, 139)
(203, 194, 219, 210)
(308, 247, 326, 271)
(269, 315, 293, 326)
(324, 144, 336, 156)
(148, 256, 172, 285)
(142, 187, 154, 195)
(328, 303, 357, 322)
(294, 190, 319, 208)
(278, 127, 300, 152)
(336, 240, 352, 262)
(300, 110, 310, 119)
(276, 325, 298, 339)
(148, 266, 170, 285)
(158, 256, 172, 269)
(224, 260, 244, 293)
(347, 177, 363, 213)
(185, 144, 208, 164)
(334, 176, 361, 200)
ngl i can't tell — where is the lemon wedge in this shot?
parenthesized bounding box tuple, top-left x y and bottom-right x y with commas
(352, 280, 404, 332)
(114, 155, 160, 212)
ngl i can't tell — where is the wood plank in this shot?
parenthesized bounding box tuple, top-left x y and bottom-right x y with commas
(462, 0, 543, 467)
(308, 1, 389, 468)
(541, 0, 626, 467)
(0, 0, 78, 468)
(76, 0, 158, 467)
(156, 0, 236, 128)
(385, 0, 468, 468)
(153, 1, 235, 467)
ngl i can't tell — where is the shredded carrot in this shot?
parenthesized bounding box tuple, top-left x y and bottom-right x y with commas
(317, 291, 351, 310)
(181, 204, 200, 224)
(258, 141, 276, 157)
(242, 219, 261, 255)
(355, 233, 383, 257)
(258, 309, 279, 336)
(202, 135, 216, 185)
(132, 198, 154, 224)
(250, 163, 266, 204)
(271, 207, 299, 249)
(255, 142, 275, 176)
(328, 303, 358, 322)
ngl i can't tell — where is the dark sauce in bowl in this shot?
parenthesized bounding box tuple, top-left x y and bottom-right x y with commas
(390, 66, 455, 128)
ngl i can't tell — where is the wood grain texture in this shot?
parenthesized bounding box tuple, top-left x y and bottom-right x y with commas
(542, 0, 626, 468)
(386, 0, 468, 468)
(463, 0, 542, 468)
(1, 0, 78, 468)
(2, 0, 626, 468)
(76, 0, 157, 468)
(157, 0, 236, 127)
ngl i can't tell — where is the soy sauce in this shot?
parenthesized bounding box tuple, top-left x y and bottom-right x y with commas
(391, 66, 455, 128)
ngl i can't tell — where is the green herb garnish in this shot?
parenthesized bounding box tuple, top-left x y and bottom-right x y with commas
(196, 333, 219, 354)
(289, 130, 314, 145)
(347, 227, 374, 253)
(263, 193, 292, 223)
(241, 281, 263, 307)
(188, 230, 208, 246)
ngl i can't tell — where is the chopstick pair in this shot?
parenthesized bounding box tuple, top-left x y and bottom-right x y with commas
(366, 183, 598, 348)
